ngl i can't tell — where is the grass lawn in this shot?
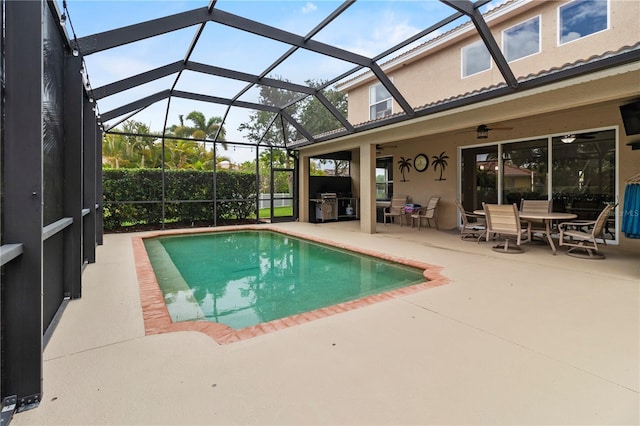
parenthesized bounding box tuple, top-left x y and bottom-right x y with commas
(257, 206, 293, 218)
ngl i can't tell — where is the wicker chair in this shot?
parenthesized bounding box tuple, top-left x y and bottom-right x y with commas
(558, 204, 616, 259)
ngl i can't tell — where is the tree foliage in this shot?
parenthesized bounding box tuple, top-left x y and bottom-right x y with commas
(103, 115, 230, 170)
(298, 79, 348, 137)
(167, 111, 226, 141)
(237, 77, 349, 177)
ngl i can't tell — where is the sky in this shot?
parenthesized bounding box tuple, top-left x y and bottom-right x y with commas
(60, 0, 504, 163)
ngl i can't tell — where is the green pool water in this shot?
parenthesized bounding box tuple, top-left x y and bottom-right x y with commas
(144, 230, 425, 329)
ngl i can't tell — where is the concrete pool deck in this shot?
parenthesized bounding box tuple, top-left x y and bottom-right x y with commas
(13, 221, 640, 425)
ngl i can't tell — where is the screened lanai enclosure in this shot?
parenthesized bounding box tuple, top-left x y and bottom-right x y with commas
(1, 0, 639, 417)
(69, 0, 513, 231)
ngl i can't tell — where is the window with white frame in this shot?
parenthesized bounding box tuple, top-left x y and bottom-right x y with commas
(503, 16, 541, 62)
(559, 0, 608, 45)
(369, 83, 392, 120)
(462, 40, 491, 78)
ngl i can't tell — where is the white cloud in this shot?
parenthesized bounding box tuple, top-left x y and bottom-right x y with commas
(301, 2, 317, 14)
(338, 11, 420, 58)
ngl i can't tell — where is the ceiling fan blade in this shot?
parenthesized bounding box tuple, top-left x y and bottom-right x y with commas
(490, 126, 513, 131)
(576, 133, 596, 139)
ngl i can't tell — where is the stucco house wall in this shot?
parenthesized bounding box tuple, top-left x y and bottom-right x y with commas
(302, 0, 640, 252)
(343, 0, 640, 125)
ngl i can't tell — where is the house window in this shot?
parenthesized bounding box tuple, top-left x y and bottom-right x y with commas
(503, 16, 541, 62)
(376, 157, 394, 200)
(369, 83, 392, 120)
(462, 40, 491, 77)
(559, 0, 608, 45)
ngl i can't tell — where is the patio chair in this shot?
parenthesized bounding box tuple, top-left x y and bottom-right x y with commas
(520, 199, 551, 241)
(483, 203, 530, 253)
(411, 196, 440, 230)
(383, 195, 408, 225)
(455, 199, 485, 241)
(558, 203, 616, 259)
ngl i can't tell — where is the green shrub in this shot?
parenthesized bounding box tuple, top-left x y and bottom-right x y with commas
(103, 169, 257, 230)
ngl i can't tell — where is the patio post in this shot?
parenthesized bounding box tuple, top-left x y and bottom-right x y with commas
(360, 144, 377, 234)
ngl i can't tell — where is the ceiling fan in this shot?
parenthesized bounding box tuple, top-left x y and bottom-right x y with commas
(560, 132, 596, 143)
(458, 124, 513, 139)
(375, 144, 398, 154)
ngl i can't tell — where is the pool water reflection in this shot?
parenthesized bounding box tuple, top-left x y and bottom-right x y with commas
(144, 230, 426, 329)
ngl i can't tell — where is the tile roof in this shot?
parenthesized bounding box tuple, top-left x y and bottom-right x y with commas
(336, 0, 520, 89)
(294, 41, 640, 146)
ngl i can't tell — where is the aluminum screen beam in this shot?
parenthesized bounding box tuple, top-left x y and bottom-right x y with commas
(441, 0, 517, 88)
(96, 60, 350, 130)
(185, 62, 316, 94)
(210, 8, 371, 67)
(83, 96, 99, 259)
(2, 0, 44, 409)
(171, 90, 281, 113)
(76, 7, 212, 55)
(314, 92, 354, 132)
(210, 8, 412, 118)
(370, 63, 415, 115)
(281, 110, 315, 143)
(93, 61, 183, 100)
(100, 90, 171, 122)
(225, 0, 355, 143)
(84, 1, 412, 143)
(63, 54, 84, 299)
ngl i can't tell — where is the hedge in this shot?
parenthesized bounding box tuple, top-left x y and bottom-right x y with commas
(103, 169, 257, 230)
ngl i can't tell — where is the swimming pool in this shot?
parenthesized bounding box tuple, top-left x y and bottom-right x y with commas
(134, 226, 448, 343)
(144, 230, 427, 329)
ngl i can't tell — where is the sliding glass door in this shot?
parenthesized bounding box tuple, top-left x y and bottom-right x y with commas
(461, 129, 617, 241)
(461, 145, 498, 212)
(551, 130, 616, 238)
(502, 139, 548, 205)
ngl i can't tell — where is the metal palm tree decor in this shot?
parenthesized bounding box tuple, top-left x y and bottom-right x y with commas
(397, 157, 413, 182)
(432, 151, 449, 181)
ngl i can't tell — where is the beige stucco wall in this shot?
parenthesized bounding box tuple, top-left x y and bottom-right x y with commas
(345, 0, 640, 125)
(302, 0, 640, 254)
(365, 103, 640, 252)
(301, 63, 640, 252)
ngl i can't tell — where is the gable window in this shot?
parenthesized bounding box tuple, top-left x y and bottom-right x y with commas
(559, 0, 608, 45)
(462, 40, 491, 77)
(503, 16, 541, 62)
(369, 83, 392, 120)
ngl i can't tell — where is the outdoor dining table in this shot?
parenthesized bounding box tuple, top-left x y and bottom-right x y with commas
(473, 209, 577, 255)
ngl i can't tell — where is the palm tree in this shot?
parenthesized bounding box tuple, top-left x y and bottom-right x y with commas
(397, 156, 413, 182)
(167, 112, 227, 159)
(121, 121, 158, 168)
(432, 151, 450, 181)
(102, 133, 127, 168)
(185, 111, 226, 141)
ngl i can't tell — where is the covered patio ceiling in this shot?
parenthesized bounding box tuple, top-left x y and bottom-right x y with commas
(63, 0, 640, 150)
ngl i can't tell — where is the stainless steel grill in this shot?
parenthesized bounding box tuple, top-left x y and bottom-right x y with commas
(317, 193, 338, 221)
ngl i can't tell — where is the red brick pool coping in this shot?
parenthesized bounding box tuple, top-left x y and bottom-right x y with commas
(132, 225, 450, 345)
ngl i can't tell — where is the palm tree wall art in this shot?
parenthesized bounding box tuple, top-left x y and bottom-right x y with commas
(432, 151, 449, 181)
(397, 157, 412, 182)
